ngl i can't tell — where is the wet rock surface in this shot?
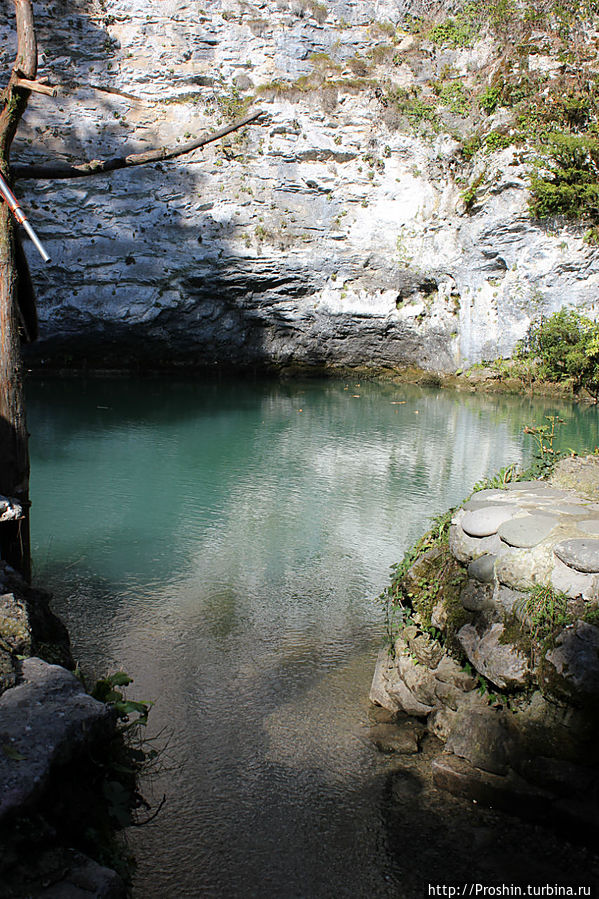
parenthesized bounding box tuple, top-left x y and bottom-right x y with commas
(0, 658, 113, 821)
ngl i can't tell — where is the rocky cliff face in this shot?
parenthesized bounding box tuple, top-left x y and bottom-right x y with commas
(2, 0, 599, 370)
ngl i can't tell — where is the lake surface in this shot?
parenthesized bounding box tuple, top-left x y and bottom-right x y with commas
(26, 376, 599, 898)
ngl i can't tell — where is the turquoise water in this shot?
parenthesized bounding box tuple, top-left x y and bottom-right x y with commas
(26, 376, 599, 897)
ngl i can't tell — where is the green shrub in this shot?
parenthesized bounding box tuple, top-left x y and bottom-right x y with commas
(478, 85, 502, 114)
(428, 17, 476, 47)
(529, 133, 599, 220)
(525, 308, 599, 400)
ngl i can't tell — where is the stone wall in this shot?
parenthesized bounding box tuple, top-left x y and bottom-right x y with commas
(371, 457, 599, 827)
(0, 0, 598, 370)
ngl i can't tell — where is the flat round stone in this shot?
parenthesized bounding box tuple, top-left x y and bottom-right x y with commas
(554, 538, 599, 573)
(468, 489, 504, 502)
(505, 482, 567, 498)
(462, 498, 509, 511)
(461, 506, 518, 538)
(553, 503, 590, 516)
(498, 514, 558, 548)
(578, 519, 599, 536)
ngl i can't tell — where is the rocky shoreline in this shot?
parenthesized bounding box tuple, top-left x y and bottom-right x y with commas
(370, 455, 599, 834)
(0, 565, 128, 898)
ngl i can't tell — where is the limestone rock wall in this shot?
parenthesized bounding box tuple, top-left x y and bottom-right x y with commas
(1, 0, 599, 369)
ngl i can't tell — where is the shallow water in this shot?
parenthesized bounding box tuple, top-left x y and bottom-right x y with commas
(26, 376, 599, 897)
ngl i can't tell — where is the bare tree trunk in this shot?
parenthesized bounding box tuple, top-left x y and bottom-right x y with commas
(0, 0, 37, 580)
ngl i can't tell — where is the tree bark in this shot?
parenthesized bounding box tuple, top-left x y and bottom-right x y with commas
(0, 0, 37, 580)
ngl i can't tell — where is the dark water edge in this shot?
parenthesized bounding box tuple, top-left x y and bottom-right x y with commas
(25, 374, 599, 898)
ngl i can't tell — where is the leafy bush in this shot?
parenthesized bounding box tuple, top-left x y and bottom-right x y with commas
(524, 308, 599, 400)
(529, 133, 599, 220)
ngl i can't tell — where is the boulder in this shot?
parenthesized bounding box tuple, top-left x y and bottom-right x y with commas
(369, 720, 424, 755)
(544, 621, 599, 702)
(405, 631, 444, 668)
(431, 753, 553, 819)
(459, 580, 494, 612)
(495, 543, 555, 591)
(457, 622, 530, 690)
(467, 554, 496, 583)
(449, 523, 504, 565)
(444, 707, 519, 775)
(0, 658, 114, 822)
(369, 648, 400, 712)
(551, 456, 599, 501)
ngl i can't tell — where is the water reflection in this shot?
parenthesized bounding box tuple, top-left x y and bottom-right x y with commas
(26, 376, 599, 897)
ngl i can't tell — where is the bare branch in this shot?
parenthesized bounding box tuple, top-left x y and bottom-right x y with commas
(12, 110, 267, 181)
(14, 76, 57, 97)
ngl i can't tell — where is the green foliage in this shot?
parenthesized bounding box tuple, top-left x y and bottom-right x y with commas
(478, 85, 502, 115)
(516, 583, 571, 655)
(91, 671, 153, 731)
(379, 507, 457, 646)
(523, 415, 565, 473)
(428, 11, 477, 48)
(436, 80, 472, 116)
(524, 309, 599, 401)
(484, 130, 513, 152)
(471, 462, 519, 491)
(460, 171, 485, 210)
(387, 86, 439, 128)
(529, 133, 599, 220)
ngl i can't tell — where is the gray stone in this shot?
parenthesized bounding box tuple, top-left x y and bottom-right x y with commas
(550, 558, 599, 600)
(457, 622, 530, 690)
(552, 503, 590, 516)
(445, 708, 517, 775)
(396, 651, 439, 707)
(505, 482, 567, 497)
(405, 631, 444, 668)
(551, 456, 599, 501)
(544, 621, 599, 700)
(0, 658, 113, 821)
(431, 753, 552, 816)
(577, 519, 599, 535)
(386, 675, 435, 718)
(494, 584, 525, 615)
(449, 524, 504, 565)
(38, 855, 126, 899)
(462, 499, 508, 511)
(553, 538, 599, 573)
(461, 506, 518, 538)
(427, 707, 456, 741)
(369, 648, 400, 712)
(434, 655, 478, 692)
(468, 554, 496, 583)
(430, 600, 448, 631)
(495, 544, 555, 590)
(370, 721, 423, 755)
(460, 580, 494, 612)
(498, 514, 558, 548)
(434, 680, 463, 711)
